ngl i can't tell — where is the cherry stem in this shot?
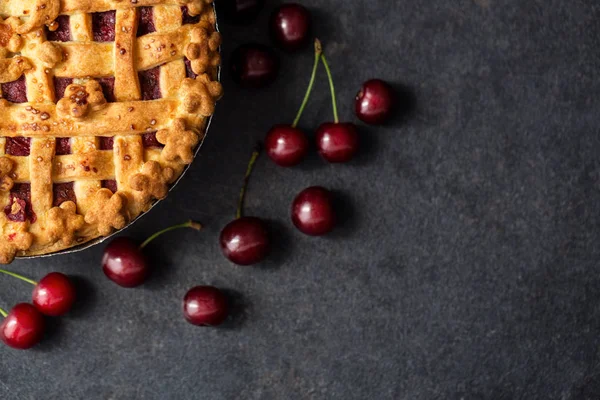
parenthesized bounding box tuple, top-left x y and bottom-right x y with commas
(0, 307, 6, 318)
(292, 39, 323, 128)
(0, 268, 37, 286)
(237, 143, 262, 219)
(320, 50, 339, 124)
(139, 220, 202, 249)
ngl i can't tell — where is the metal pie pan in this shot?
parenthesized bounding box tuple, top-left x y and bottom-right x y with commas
(17, 5, 221, 260)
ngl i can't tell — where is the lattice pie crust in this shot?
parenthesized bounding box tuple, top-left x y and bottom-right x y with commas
(0, 0, 222, 263)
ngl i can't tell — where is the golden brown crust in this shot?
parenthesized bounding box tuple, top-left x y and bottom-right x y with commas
(15, 0, 61, 35)
(0, 1, 221, 262)
(0, 214, 34, 264)
(84, 189, 130, 236)
(186, 22, 221, 76)
(156, 118, 199, 164)
(129, 160, 174, 203)
(179, 74, 222, 116)
(46, 201, 85, 245)
(57, 80, 107, 119)
(0, 57, 32, 84)
(0, 156, 15, 191)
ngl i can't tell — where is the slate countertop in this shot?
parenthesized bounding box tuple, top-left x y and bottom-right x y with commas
(2, 1, 600, 399)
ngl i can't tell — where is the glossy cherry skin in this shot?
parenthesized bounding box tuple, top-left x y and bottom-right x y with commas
(291, 186, 335, 236)
(32, 272, 76, 316)
(355, 79, 395, 125)
(220, 217, 270, 265)
(183, 286, 229, 326)
(230, 44, 279, 89)
(220, 0, 264, 24)
(102, 237, 148, 288)
(0, 303, 45, 350)
(316, 122, 359, 163)
(265, 124, 309, 167)
(269, 3, 311, 51)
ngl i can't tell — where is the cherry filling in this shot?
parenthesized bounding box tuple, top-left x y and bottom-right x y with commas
(137, 7, 156, 37)
(55, 138, 71, 155)
(182, 6, 201, 25)
(184, 58, 197, 79)
(101, 180, 118, 193)
(93, 11, 116, 42)
(142, 131, 163, 148)
(45, 15, 71, 42)
(99, 137, 114, 150)
(53, 182, 76, 207)
(138, 66, 161, 100)
(5, 137, 31, 156)
(54, 77, 73, 101)
(4, 183, 36, 223)
(2, 76, 27, 104)
(96, 77, 116, 102)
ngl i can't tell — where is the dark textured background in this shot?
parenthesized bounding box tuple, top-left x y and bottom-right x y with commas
(2, 0, 600, 399)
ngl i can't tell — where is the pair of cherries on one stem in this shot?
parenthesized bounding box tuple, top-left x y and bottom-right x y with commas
(0, 270, 75, 350)
(265, 38, 396, 167)
(265, 39, 359, 167)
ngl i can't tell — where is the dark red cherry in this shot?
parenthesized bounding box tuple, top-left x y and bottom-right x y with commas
(102, 237, 148, 288)
(291, 186, 335, 236)
(316, 122, 359, 163)
(265, 124, 309, 167)
(355, 79, 395, 125)
(270, 3, 311, 51)
(230, 43, 279, 89)
(32, 272, 76, 316)
(183, 286, 229, 326)
(0, 303, 45, 350)
(220, 0, 264, 24)
(220, 217, 270, 265)
(101, 221, 200, 287)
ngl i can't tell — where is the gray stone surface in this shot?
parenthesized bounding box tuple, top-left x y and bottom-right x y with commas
(2, 0, 600, 399)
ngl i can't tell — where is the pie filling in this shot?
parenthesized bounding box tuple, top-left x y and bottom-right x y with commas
(182, 6, 201, 25)
(139, 67, 162, 101)
(138, 7, 156, 37)
(99, 137, 114, 150)
(92, 11, 116, 43)
(2, 76, 27, 104)
(45, 15, 71, 42)
(55, 138, 72, 155)
(6, 137, 31, 156)
(101, 180, 118, 193)
(5, 184, 35, 223)
(97, 77, 116, 103)
(0, 1, 222, 262)
(53, 77, 73, 100)
(53, 182, 76, 207)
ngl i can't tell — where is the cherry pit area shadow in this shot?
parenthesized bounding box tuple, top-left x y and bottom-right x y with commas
(261, 218, 294, 269)
(219, 288, 252, 331)
(33, 317, 63, 352)
(329, 189, 358, 239)
(388, 82, 417, 126)
(68, 275, 99, 317)
(139, 243, 175, 290)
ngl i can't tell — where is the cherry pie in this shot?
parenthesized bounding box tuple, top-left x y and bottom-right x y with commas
(0, 0, 222, 263)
